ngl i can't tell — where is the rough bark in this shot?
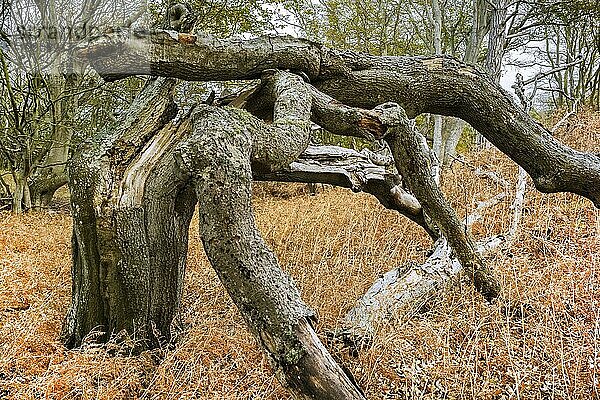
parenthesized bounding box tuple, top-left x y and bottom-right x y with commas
(343, 237, 461, 338)
(380, 103, 500, 302)
(315, 57, 600, 209)
(76, 30, 600, 208)
(63, 78, 196, 349)
(238, 77, 392, 142)
(229, 77, 436, 236)
(63, 27, 600, 397)
(175, 72, 365, 399)
(485, 0, 509, 82)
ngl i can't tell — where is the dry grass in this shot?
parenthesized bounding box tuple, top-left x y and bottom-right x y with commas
(0, 112, 599, 399)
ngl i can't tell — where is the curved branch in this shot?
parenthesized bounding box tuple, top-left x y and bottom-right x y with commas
(175, 102, 366, 399)
(380, 103, 501, 302)
(78, 30, 600, 207)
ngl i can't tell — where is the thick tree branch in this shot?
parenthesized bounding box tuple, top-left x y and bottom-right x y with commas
(380, 103, 501, 302)
(77, 30, 600, 207)
(343, 175, 509, 340)
(232, 75, 435, 236)
(175, 102, 365, 399)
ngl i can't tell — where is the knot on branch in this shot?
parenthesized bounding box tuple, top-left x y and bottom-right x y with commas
(373, 102, 409, 128)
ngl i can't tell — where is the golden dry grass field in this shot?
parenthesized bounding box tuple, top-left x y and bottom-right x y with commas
(1, 112, 599, 399)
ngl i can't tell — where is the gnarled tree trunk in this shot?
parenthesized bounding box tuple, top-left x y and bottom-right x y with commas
(63, 78, 196, 349)
(29, 73, 78, 210)
(64, 27, 600, 399)
(65, 71, 368, 398)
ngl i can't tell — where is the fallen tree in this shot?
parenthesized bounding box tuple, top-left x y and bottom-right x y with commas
(63, 28, 600, 399)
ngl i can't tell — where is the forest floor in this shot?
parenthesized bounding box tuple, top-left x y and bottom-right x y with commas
(1, 112, 599, 400)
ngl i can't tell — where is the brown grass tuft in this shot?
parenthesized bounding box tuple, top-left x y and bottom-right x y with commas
(1, 112, 599, 399)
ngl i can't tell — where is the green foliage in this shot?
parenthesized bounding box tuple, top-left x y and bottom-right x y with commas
(149, 0, 285, 36)
(455, 124, 474, 154)
(284, 0, 476, 57)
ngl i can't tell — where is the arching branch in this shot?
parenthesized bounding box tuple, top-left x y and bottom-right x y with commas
(77, 30, 600, 207)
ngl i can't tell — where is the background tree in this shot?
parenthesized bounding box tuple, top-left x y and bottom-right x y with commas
(0, 0, 150, 212)
(0, 0, 288, 213)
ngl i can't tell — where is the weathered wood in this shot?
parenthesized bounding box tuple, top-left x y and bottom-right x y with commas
(77, 30, 600, 207)
(62, 71, 439, 352)
(257, 144, 435, 238)
(343, 237, 461, 338)
(342, 232, 506, 339)
(175, 74, 365, 398)
(343, 163, 520, 339)
(226, 73, 435, 237)
(63, 78, 196, 349)
(343, 187, 508, 339)
(240, 77, 392, 141)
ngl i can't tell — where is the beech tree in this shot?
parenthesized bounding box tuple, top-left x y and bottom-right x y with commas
(55, 23, 600, 398)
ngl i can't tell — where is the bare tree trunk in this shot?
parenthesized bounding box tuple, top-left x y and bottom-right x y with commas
(476, 0, 509, 148)
(443, 0, 486, 160)
(430, 0, 444, 175)
(485, 0, 509, 82)
(62, 27, 600, 396)
(62, 78, 197, 349)
(465, 0, 489, 65)
(30, 73, 77, 209)
(443, 118, 466, 165)
(12, 173, 26, 214)
(65, 71, 367, 397)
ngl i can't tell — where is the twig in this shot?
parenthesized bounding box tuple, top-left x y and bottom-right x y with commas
(551, 98, 580, 134)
